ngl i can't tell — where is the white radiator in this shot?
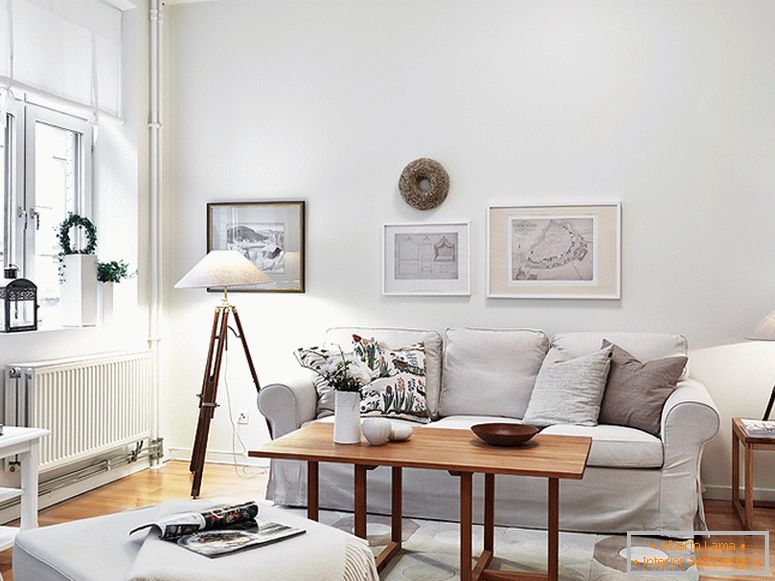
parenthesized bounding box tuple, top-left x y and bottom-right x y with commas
(4, 351, 153, 473)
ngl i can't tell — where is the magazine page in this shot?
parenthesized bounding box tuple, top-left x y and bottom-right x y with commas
(129, 502, 260, 540)
(176, 521, 306, 558)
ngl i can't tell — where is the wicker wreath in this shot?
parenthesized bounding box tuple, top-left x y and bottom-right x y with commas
(398, 158, 449, 210)
(57, 213, 98, 255)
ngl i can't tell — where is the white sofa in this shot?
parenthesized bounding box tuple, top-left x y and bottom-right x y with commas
(258, 327, 720, 534)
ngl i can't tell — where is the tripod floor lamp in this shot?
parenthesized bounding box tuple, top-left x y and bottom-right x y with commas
(175, 250, 272, 498)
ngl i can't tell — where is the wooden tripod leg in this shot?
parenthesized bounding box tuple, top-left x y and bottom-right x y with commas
(190, 308, 223, 472)
(230, 307, 260, 392)
(190, 308, 230, 498)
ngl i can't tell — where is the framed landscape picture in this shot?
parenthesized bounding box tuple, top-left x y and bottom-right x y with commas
(487, 203, 621, 299)
(207, 201, 305, 293)
(383, 222, 470, 296)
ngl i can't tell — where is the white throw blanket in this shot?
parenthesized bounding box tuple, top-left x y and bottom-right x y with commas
(124, 501, 378, 581)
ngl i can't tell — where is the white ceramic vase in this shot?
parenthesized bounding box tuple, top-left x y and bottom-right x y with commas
(97, 281, 114, 325)
(61, 254, 97, 327)
(334, 391, 361, 444)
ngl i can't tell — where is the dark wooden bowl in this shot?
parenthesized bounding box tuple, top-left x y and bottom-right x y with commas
(471, 423, 539, 447)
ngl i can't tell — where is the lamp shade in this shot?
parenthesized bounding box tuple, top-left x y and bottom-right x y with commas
(174, 251, 272, 289)
(750, 310, 775, 341)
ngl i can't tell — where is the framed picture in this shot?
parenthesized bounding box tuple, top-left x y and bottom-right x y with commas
(207, 201, 305, 293)
(487, 203, 621, 299)
(383, 222, 470, 296)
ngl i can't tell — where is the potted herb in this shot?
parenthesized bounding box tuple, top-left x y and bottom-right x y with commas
(57, 213, 98, 327)
(96, 260, 135, 325)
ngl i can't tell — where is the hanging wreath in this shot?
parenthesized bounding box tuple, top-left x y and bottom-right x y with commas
(57, 213, 98, 255)
(398, 158, 450, 210)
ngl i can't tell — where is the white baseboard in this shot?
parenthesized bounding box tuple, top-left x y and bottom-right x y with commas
(166, 447, 270, 468)
(0, 459, 152, 525)
(703, 484, 775, 502)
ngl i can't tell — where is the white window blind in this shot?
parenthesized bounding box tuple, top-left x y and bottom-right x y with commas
(0, 0, 122, 117)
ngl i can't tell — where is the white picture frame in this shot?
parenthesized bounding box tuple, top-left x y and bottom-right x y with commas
(487, 203, 621, 299)
(383, 222, 471, 296)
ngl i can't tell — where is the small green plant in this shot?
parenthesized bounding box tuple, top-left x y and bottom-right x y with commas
(97, 260, 135, 283)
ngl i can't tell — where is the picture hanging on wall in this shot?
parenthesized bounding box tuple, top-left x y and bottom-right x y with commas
(487, 203, 621, 299)
(383, 222, 470, 296)
(207, 201, 305, 293)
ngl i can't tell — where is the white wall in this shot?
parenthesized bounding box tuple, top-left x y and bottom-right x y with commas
(163, 0, 775, 496)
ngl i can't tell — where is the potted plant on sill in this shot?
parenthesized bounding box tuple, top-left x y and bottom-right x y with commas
(295, 347, 376, 444)
(57, 213, 98, 327)
(96, 260, 135, 325)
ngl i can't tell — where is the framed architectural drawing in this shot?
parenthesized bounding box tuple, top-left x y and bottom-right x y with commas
(487, 203, 621, 299)
(207, 201, 305, 293)
(383, 222, 470, 296)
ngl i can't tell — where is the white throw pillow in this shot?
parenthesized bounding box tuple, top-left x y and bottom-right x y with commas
(522, 345, 613, 428)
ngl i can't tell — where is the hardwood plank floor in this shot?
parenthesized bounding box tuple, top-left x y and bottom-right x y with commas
(0, 462, 769, 580)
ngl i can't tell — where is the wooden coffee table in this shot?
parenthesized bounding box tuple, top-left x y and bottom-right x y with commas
(250, 422, 591, 581)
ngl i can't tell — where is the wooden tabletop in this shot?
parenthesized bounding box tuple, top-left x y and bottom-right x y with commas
(250, 422, 591, 480)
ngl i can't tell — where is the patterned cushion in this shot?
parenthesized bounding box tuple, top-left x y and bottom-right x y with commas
(357, 339, 430, 423)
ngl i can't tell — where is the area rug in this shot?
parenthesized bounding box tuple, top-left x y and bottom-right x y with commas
(283, 508, 698, 580)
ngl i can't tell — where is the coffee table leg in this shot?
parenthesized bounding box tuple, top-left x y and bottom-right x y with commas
(484, 473, 495, 552)
(548, 478, 559, 581)
(307, 460, 319, 521)
(375, 466, 404, 571)
(392, 466, 402, 544)
(460, 472, 473, 581)
(354, 464, 367, 538)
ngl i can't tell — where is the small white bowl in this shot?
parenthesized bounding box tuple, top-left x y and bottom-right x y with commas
(389, 422, 414, 442)
(361, 418, 392, 446)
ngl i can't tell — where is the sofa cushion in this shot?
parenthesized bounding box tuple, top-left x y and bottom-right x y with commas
(432, 416, 663, 468)
(549, 332, 688, 362)
(325, 327, 443, 418)
(540, 423, 664, 468)
(439, 328, 549, 419)
(522, 346, 613, 427)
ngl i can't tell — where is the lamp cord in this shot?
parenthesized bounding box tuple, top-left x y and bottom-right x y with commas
(222, 341, 260, 480)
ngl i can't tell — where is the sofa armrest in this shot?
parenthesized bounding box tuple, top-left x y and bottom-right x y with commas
(661, 378, 720, 446)
(258, 377, 318, 439)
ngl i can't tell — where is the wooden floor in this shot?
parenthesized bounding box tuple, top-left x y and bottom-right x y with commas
(0, 461, 771, 580)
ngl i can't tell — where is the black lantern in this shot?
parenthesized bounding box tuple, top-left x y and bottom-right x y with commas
(0, 265, 38, 333)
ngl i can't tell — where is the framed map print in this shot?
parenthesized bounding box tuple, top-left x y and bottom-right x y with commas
(207, 201, 305, 293)
(383, 222, 470, 296)
(487, 203, 620, 299)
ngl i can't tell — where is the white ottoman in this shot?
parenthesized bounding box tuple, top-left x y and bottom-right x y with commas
(13, 501, 377, 581)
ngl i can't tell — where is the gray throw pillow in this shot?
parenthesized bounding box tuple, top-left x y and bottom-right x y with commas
(599, 340, 688, 436)
(522, 345, 613, 428)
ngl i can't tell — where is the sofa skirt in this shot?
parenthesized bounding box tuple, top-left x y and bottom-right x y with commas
(266, 459, 689, 535)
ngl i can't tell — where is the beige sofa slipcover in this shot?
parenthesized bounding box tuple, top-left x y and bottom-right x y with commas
(258, 328, 720, 534)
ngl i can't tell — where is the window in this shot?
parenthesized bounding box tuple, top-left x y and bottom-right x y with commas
(1, 100, 92, 329)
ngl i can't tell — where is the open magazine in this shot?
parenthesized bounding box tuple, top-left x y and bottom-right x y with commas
(129, 501, 306, 558)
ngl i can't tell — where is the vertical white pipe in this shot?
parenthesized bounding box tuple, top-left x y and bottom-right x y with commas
(148, 0, 163, 466)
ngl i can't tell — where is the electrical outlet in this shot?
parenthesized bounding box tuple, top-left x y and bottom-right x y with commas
(237, 412, 249, 425)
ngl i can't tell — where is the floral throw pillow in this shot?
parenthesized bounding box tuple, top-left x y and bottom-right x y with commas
(353, 337, 430, 423)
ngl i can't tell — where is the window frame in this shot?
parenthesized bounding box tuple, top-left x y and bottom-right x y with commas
(21, 105, 93, 287)
(1, 98, 94, 328)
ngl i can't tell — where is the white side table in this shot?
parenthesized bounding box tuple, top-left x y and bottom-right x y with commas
(0, 427, 49, 550)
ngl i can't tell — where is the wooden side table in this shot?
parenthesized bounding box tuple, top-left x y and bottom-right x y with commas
(732, 417, 775, 530)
